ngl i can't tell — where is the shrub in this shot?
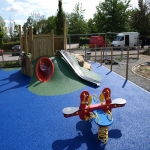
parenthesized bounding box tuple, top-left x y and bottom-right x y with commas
(1, 42, 20, 51)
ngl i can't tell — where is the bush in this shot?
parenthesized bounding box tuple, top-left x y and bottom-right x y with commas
(79, 37, 90, 47)
(1, 42, 20, 51)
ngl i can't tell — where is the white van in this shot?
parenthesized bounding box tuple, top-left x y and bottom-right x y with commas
(111, 32, 139, 48)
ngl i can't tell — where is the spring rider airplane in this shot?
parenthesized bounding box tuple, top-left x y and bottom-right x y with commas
(62, 88, 126, 143)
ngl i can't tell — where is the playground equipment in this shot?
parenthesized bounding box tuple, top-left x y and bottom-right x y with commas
(34, 51, 100, 85)
(36, 57, 54, 82)
(60, 50, 100, 86)
(18, 15, 66, 77)
(62, 88, 126, 143)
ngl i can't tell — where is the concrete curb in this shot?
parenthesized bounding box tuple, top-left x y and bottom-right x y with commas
(132, 63, 150, 81)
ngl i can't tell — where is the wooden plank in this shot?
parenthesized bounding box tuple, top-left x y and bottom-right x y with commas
(29, 26, 34, 61)
(24, 24, 28, 55)
(51, 30, 54, 56)
(19, 25, 23, 53)
(126, 48, 129, 80)
(111, 47, 113, 71)
(63, 14, 66, 50)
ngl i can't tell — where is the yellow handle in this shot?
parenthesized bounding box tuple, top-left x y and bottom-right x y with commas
(107, 110, 113, 120)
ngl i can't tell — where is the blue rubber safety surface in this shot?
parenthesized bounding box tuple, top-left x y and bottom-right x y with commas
(0, 63, 150, 150)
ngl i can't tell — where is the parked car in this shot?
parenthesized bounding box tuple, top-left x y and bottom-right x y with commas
(12, 45, 20, 56)
(89, 36, 106, 50)
(0, 50, 4, 56)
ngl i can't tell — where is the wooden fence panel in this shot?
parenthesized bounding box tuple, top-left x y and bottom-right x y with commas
(21, 31, 66, 60)
(54, 36, 64, 52)
(33, 35, 52, 59)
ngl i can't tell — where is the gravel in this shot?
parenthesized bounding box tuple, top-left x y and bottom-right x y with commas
(99, 54, 150, 92)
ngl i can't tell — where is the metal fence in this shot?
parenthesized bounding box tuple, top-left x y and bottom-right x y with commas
(0, 51, 20, 68)
(66, 42, 146, 80)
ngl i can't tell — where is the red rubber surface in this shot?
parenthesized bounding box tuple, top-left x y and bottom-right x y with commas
(36, 57, 54, 82)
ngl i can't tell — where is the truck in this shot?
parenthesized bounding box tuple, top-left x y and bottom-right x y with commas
(89, 36, 106, 49)
(111, 32, 139, 48)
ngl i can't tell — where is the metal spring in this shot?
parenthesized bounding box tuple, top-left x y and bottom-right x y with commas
(98, 126, 108, 144)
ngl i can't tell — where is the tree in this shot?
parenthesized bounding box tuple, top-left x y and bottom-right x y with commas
(0, 16, 5, 28)
(56, 0, 65, 35)
(0, 27, 5, 47)
(87, 18, 97, 33)
(145, 0, 150, 10)
(14, 22, 19, 37)
(24, 12, 45, 34)
(66, 2, 88, 34)
(130, 0, 150, 36)
(7, 18, 14, 39)
(41, 16, 56, 34)
(0, 16, 6, 46)
(93, 0, 130, 33)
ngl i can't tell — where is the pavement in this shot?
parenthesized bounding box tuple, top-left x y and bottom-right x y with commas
(98, 54, 150, 92)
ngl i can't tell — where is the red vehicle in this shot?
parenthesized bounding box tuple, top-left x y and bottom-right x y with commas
(0, 50, 4, 56)
(89, 36, 106, 49)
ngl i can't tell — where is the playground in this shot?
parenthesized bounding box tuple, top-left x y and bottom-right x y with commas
(1, 18, 150, 149)
(0, 50, 150, 149)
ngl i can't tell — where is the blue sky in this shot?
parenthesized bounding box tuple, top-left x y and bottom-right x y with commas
(0, 0, 138, 27)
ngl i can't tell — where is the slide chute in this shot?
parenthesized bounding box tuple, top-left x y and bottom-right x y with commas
(36, 57, 54, 82)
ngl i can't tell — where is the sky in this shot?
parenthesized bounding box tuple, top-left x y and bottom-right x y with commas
(0, 0, 139, 27)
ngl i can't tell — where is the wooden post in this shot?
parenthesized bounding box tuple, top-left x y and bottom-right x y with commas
(51, 30, 54, 56)
(121, 46, 123, 60)
(101, 47, 102, 65)
(137, 35, 140, 59)
(23, 24, 27, 75)
(69, 35, 71, 50)
(126, 48, 129, 80)
(103, 48, 104, 60)
(29, 26, 34, 61)
(2, 52, 4, 66)
(95, 45, 96, 62)
(19, 25, 23, 53)
(63, 14, 66, 50)
(110, 46, 113, 71)
(24, 24, 28, 55)
(85, 47, 86, 60)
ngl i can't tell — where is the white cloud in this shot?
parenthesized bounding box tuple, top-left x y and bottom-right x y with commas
(4, 0, 58, 18)
(5, 19, 26, 27)
(6, 4, 24, 12)
(6, 0, 14, 3)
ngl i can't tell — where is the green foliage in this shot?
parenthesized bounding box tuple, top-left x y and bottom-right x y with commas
(93, 0, 131, 33)
(42, 16, 56, 34)
(1, 42, 20, 51)
(0, 27, 5, 47)
(79, 37, 90, 47)
(0, 16, 6, 47)
(14, 22, 20, 37)
(66, 2, 88, 34)
(0, 16, 5, 27)
(56, 0, 64, 35)
(87, 18, 97, 33)
(24, 12, 45, 34)
(4, 61, 19, 67)
(130, 0, 150, 36)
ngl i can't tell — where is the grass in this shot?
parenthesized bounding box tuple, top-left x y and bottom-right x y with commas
(139, 67, 150, 72)
(80, 44, 90, 49)
(0, 61, 20, 68)
(117, 57, 122, 61)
